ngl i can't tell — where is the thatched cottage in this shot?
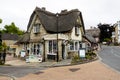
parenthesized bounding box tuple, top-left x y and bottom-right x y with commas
(17, 7, 85, 62)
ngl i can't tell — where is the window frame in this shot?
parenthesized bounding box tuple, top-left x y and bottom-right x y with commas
(48, 40, 57, 54)
(31, 43, 41, 55)
(69, 41, 80, 51)
(75, 26, 80, 36)
(33, 24, 40, 33)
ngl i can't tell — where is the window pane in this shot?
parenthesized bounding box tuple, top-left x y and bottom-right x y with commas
(37, 44, 40, 55)
(70, 42, 74, 50)
(53, 40, 57, 53)
(75, 27, 80, 35)
(75, 42, 78, 50)
(79, 43, 82, 49)
(49, 40, 52, 53)
(34, 44, 36, 55)
(36, 24, 40, 32)
(75, 27, 77, 34)
(34, 24, 40, 33)
(34, 26, 36, 33)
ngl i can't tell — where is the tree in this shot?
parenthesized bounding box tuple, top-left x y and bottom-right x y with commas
(0, 19, 2, 65)
(0, 19, 2, 51)
(2, 22, 25, 35)
(98, 23, 112, 43)
(0, 19, 2, 23)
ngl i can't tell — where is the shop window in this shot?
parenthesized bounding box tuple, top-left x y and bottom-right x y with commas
(34, 44, 36, 55)
(48, 40, 57, 54)
(32, 44, 41, 55)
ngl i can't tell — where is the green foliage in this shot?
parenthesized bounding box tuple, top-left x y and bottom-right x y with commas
(85, 51, 96, 60)
(2, 22, 25, 35)
(71, 54, 81, 64)
(114, 42, 120, 46)
(98, 23, 113, 43)
(0, 46, 2, 52)
(0, 19, 2, 23)
(103, 38, 111, 42)
(0, 42, 7, 65)
(0, 42, 7, 52)
(0, 60, 4, 65)
(71, 51, 97, 64)
(2, 42, 7, 50)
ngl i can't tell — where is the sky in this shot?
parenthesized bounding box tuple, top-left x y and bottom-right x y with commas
(0, 0, 120, 30)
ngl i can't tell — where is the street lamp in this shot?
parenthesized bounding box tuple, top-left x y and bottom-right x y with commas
(56, 13, 59, 62)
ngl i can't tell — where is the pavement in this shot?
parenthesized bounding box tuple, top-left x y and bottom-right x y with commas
(2, 54, 120, 80)
(5, 58, 72, 68)
(0, 74, 15, 80)
(17, 60, 120, 80)
(0, 76, 11, 80)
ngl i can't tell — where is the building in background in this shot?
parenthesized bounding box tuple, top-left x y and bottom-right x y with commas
(85, 27, 100, 43)
(85, 27, 100, 51)
(113, 21, 120, 44)
(2, 33, 19, 55)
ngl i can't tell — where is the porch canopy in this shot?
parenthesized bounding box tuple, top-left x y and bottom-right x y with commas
(42, 34, 69, 40)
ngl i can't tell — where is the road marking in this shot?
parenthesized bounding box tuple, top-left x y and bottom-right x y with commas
(110, 47, 120, 58)
(114, 54, 120, 58)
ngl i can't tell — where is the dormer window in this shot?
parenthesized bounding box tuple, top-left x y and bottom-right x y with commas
(33, 24, 40, 33)
(75, 26, 80, 36)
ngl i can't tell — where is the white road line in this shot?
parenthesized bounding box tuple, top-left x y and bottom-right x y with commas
(110, 47, 120, 58)
(114, 54, 120, 58)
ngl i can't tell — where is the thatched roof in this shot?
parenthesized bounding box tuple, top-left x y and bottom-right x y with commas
(2, 33, 19, 40)
(85, 28, 100, 37)
(17, 32, 30, 43)
(83, 34, 96, 43)
(27, 7, 85, 33)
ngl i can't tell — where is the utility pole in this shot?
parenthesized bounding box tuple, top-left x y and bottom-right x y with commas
(0, 30, 2, 64)
(56, 13, 59, 62)
(0, 19, 3, 64)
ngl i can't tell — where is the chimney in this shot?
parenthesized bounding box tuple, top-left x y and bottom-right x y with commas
(90, 26, 93, 29)
(61, 9, 67, 13)
(42, 7, 46, 10)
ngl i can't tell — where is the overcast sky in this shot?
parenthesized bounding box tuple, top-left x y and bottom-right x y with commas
(0, 0, 120, 30)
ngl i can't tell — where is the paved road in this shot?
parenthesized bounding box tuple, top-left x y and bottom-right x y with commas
(0, 66, 45, 78)
(98, 46, 120, 72)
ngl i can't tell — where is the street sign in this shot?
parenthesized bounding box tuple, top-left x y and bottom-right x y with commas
(79, 49, 85, 58)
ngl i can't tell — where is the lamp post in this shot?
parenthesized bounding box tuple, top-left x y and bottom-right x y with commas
(56, 13, 59, 62)
(0, 31, 2, 64)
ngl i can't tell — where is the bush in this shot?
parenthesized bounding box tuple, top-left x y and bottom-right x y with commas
(71, 51, 97, 64)
(0, 60, 5, 65)
(71, 54, 80, 64)
(114, 42, 120, 46)
(85, 55, 92, 60)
